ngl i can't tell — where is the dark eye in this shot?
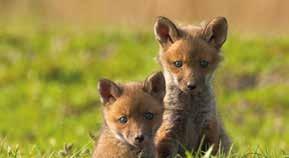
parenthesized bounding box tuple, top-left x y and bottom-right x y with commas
(144, 112, 154, 120)
(173, 61, 183, 68)
(200, 60, 209, 68)
(118, 116, 128, 124)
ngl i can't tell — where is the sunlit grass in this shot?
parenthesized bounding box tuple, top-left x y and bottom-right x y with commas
(0, 26, 288, 157)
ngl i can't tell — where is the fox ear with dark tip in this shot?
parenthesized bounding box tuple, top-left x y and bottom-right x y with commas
(203, 17, 228, 49)
(98, 79, 122, 105)
(154, 16, 181, 49)
(143, 71, 166, 102)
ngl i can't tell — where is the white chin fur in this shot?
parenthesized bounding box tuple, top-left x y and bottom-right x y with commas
(110, 129, 126, 143)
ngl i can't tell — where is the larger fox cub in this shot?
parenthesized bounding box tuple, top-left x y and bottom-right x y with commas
(153, 17, 231, 157)
(93, 72, 165, 158)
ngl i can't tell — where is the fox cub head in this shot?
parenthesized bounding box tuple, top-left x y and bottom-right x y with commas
(98, 72, 165, 148)
(154, 16, 227, 93)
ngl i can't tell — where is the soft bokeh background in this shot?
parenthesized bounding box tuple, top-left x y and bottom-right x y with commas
(0, 0, 288, 157)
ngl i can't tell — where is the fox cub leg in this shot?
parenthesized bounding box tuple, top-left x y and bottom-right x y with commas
(155, 127, 179, 158)
(202, 118, 231, 155)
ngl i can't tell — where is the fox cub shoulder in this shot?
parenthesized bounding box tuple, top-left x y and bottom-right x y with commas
(93, 72, 165, 158)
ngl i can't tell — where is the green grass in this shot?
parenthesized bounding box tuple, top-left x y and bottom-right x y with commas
(0, 26, 289, 157)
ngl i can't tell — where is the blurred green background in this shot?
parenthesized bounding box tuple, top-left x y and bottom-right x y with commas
(0, 0, 289, 157)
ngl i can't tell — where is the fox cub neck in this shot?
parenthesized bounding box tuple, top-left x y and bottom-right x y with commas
(93, 72, 165, 158)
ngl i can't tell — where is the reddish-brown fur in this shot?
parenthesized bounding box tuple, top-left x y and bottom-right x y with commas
(93, 72, 165, 158)
(160, 38, 222, 92)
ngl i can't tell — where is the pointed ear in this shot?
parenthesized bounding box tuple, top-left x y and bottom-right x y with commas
(154, 16, 181, 49)
(203, 17, 228, 49)
(143, 71, 166, 102)
(98, 79, 122, 105)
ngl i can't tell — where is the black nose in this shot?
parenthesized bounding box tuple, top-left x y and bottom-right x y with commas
(187, 84, 197, 90)
(135, 135, 144, 143)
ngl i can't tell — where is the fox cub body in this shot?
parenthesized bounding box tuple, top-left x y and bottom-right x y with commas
(154, 17, 231, 157)
(93, 72, 165, 158)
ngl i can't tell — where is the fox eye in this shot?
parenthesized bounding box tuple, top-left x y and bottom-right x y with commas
(173, 61, 183, 68)
(118, 116, 128, 124)
(144, 112, 154, 120)
(200, 60, 209, 68)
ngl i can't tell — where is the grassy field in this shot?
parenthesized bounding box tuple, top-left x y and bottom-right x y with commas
(0, 26, 289, 157)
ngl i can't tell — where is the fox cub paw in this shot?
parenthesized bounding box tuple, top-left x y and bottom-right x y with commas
(156, 142, 177, 158)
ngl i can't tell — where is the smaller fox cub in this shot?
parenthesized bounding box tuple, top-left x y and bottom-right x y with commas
(93, 72, 165, 158)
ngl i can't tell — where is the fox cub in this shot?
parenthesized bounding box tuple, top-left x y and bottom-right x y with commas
(93, 72, 165, 158)
(153, 17, 231, 157)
